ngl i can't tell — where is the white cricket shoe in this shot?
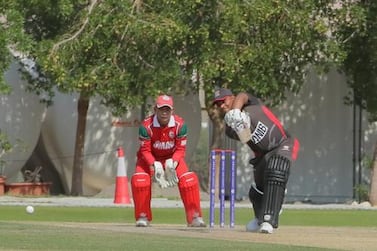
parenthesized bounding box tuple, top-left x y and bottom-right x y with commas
(188, 217, 206, 227)
(259, 222, 273, 234)
(246, 218, 260, 232)
(136, 217, 149, 227)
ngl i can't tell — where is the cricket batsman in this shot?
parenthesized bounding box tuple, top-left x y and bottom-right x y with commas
(131, 94, 206, 227)
(213, 88, 300, 234)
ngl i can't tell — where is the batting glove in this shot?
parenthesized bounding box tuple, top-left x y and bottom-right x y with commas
(224, 109, 242, 128)
(240, 111, 251, 129)
(225, 109, 251, 132)
(164, 158, 178, 187)
(153, 161, 169, 189)
(225, 109, 252, 143)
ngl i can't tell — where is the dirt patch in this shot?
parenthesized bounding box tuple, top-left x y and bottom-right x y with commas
(45, 222, 377, 251)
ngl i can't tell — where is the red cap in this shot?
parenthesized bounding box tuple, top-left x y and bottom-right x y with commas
(156, 95, 173, 109)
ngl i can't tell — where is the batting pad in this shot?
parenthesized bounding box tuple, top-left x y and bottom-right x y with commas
(262, 155, 290, 228)
(131, 173, 152, 221)
(178, 172, 202, 224)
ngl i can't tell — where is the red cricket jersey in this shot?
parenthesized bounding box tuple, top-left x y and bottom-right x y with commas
(136, 114, 187, 166)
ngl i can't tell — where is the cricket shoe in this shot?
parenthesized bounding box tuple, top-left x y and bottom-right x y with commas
(259, 222, 273, 234)
(136, 217, 149, 227)
(188, 217, 206, 227)
(245, 218, 260, 232)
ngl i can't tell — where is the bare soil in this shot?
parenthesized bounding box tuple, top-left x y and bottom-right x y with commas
(49, 222, 377, 251)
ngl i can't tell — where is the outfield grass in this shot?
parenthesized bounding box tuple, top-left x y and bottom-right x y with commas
(0, 206, 376, 227)
(0, 206, 375, 250)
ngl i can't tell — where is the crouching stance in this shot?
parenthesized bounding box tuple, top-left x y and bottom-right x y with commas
(131, 95, 205, 227)
(213, 88, 299, 233)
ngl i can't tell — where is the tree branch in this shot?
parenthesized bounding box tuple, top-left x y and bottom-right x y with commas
(51, 0, 98, 53)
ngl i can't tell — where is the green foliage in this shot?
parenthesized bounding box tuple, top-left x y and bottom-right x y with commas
(341, 1, 377, 121)
(0, 132, 12, 174)
(16, 0, 189, 115)
(0, 133, 12, 153)
(354, 184, 370, 202)
(362, 153, 374, 170)
(124, 1, 365, 107)
(10, 0, 366, 112)
(0, 2, 31, 92)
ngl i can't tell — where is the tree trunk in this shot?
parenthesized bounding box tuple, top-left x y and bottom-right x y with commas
(206, 105, 226, 196)
(70, 93, 89, 196)
(369, 140, 377, 206)
(207, 105, 225, 149)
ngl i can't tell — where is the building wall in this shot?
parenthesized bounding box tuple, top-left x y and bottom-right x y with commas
(0, 62, 46, 180)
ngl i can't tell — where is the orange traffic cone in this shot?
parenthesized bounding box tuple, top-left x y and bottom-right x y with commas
(113, 147, 131, 204)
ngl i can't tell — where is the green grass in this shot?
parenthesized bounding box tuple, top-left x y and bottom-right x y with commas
(0, 206, 376, 227)
(0, 206, 375, 250)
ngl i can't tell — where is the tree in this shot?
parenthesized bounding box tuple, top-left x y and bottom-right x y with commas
(341, 0, 377, 205)
(0, 2, 32, 93)
(154, 0, 365, 191)
(11, 0, 365, 195)
(154, 1, 365, 149)
(16, 0, 189, 195)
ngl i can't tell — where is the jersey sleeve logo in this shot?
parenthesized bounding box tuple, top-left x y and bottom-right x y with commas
(251, 121, 268, 144)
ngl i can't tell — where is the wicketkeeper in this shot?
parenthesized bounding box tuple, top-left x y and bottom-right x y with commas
(131, 94, 206, 227)
(213, 88, 300, 234)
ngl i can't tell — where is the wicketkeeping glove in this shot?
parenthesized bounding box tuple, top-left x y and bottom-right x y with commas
(164, 158, 178, 187)
(153, 161, 169, 188)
